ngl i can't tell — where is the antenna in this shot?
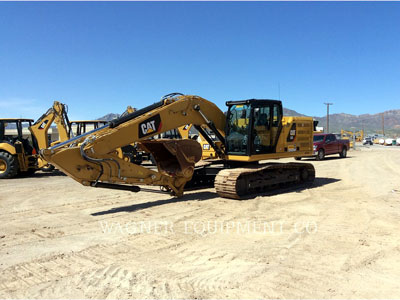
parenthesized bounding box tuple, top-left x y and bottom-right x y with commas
(278, 82, 281, 100)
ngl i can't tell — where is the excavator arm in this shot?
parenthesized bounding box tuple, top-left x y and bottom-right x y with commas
(40, 95, 226, 196)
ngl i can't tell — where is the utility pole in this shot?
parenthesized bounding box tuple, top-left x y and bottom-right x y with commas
(381, 113, 385, 136)
(324, 102, 333, 133)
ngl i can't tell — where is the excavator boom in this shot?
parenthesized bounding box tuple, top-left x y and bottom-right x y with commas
(41, 95, 226, 196)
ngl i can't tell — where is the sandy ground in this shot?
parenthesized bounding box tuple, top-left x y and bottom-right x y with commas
(1, 145, 400, 299)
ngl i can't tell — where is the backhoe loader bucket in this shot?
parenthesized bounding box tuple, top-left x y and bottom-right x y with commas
(139, 139, 202, 178)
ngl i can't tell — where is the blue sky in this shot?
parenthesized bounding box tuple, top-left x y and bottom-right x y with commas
(0, 2, 399, 120)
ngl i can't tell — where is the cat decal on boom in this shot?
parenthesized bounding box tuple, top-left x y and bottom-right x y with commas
(139, 115, 162, 138)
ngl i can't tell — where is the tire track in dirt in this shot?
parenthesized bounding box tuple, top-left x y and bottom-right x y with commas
(1, 235, 202, 299)
(1, 193, 213, 250)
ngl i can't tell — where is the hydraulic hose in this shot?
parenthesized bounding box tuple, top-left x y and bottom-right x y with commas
(79, 138, 122, 185)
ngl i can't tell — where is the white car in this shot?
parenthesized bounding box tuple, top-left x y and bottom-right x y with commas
(385, 138, 394, 145)
(397, 138, 400, 145)
(379, 138, 385, 145)
(362, 137, 373, 145)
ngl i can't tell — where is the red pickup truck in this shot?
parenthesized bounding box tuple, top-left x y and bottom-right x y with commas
(296, 133, 350, 161)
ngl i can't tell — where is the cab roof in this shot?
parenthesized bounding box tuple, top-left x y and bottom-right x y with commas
(226, 99, 282, 106)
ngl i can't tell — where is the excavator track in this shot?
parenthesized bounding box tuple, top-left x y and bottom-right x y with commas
(214, 162, 315, 199)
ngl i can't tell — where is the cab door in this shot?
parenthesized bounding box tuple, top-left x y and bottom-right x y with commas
(251, 103, 282, 154)
(325, 134, 337, 154)
(225, 104, 252, 155)
(252, 105, 271, 154)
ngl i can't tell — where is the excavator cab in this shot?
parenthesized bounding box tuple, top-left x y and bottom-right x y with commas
(225, 100, 283, 155)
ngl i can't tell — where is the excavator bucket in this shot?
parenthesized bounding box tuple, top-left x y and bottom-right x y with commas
(139, 139, 202, 178)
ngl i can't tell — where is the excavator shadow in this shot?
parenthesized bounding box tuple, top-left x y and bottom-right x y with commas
(301, 156, 353, 161)
(312, 177, 341, 187)
(15, 170, 66, 179)
(91, 177, 340, 216)
(91, 191, 217, 216)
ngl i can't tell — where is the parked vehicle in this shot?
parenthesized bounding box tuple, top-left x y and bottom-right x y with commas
(363, 137, 373, 145)
(0, 118, 38, 179)
(385, 138, 394, 146)
(295, 133, 349, 161)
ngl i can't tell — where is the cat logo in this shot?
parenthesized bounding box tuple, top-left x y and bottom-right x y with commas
(139, 114, 162, 138)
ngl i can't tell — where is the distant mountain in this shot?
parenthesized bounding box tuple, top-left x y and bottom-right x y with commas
(283, 108, 306, 117)
(97, 108, 400, 135)
(313, 109, 400, 135)
(283, 108, 400, 135)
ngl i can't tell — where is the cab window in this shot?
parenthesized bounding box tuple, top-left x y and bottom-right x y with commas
(313, 135, 325, 142)
(326, 135, 335, 142)
(272, 104, 281, 127)
(4, 122, 19, 140)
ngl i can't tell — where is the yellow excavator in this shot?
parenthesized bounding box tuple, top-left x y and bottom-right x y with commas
(40, 93, 315, 199)
(341, 129, 364, 148)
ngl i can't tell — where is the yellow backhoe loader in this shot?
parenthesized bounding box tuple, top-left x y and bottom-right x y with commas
(0, 119, 38, 178)
(1, 101, 115, 178)
(1, 101, 71, 178)
(41, 93, 315, 199)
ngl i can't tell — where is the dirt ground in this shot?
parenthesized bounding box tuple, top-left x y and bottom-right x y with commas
(1, 146, 400, 299)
